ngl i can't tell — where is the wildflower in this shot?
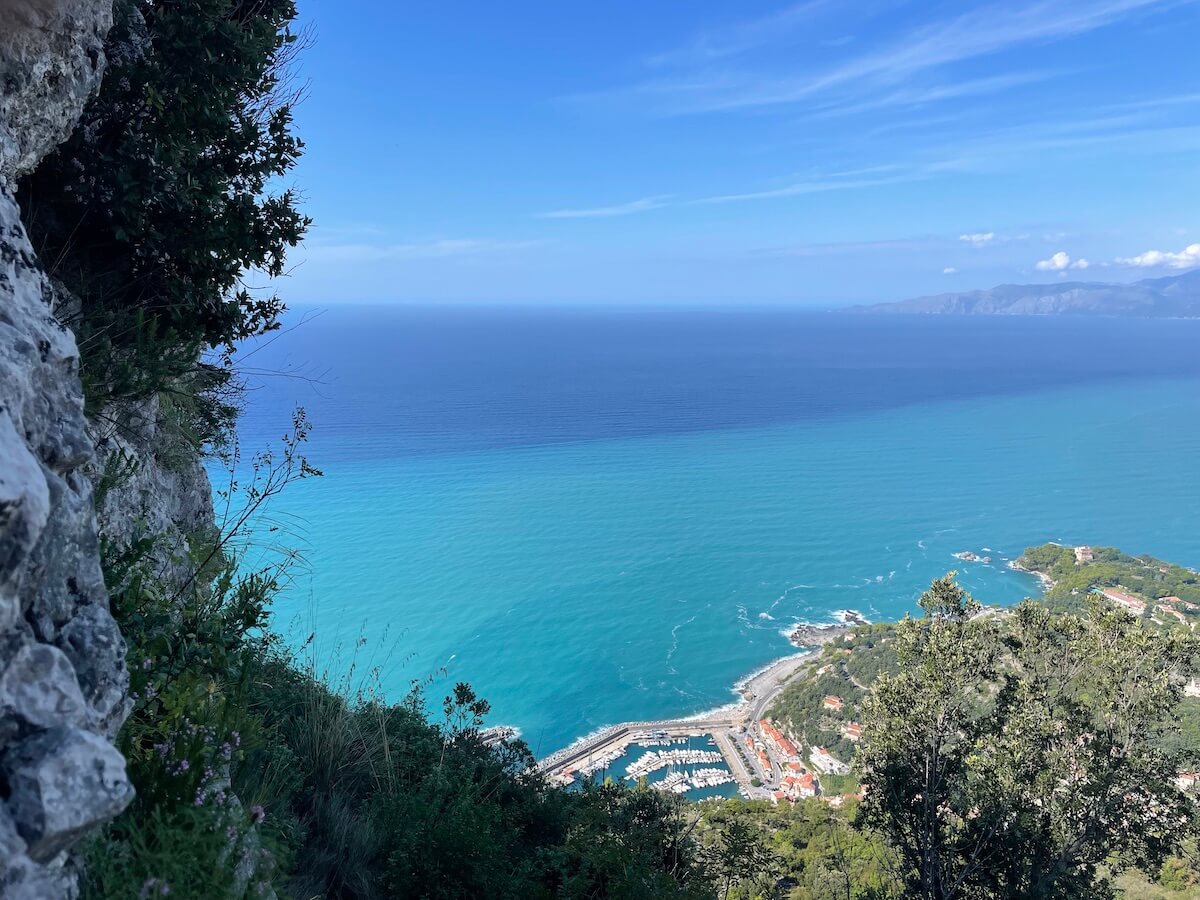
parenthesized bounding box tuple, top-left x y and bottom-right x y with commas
(249, 804, 266, 824)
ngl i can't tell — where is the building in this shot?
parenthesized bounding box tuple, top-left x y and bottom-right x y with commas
(1176, 772, 1199, 791)
(759, 719, 801, 761)
(1161, 605, 1189, 626)
(1074, 546, 1094, 563)
(781, 771, 817, 800)
(822, 695, 845, 712)
(810, 746, 850, 776)
(842, 722, 862, 742)
(1097, 588, 1146, 616)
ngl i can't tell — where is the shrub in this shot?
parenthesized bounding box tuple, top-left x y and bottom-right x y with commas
(19, 0, 310, 409)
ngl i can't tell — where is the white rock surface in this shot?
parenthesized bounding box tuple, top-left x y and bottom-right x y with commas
(1, 1, 136, 892)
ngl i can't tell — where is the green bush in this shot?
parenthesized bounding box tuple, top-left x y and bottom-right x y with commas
(19, 0, 309, 409)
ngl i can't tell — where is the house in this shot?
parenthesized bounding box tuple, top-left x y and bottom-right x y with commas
(810, 746, 850, 776)
(1161, 605, 1189, 626)
(759, 719, 801, 760)
(1097, 588, 1146, 616)
(1074, 546, 1094, 563)
(1161, 596, 1184, 605)
(842, 722, 863, 742)
(781, 772, 817, 800)
(822, 695, 845, 712)
(1176, 772, 1200, 791)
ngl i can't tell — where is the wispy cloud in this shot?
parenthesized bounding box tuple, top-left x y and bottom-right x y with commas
(539, 196, 671, 219)
(304, 238, 543, 264)
(959, 232, 996, 246)
(943, 266, 958, 274)
(1116, 241, 1200, 268)
(646, 0, 834, 67)
(694, 165, 934, 204)
(594, 0, 1182, 116)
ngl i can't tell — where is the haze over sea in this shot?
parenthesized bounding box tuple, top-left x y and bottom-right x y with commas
(232, 307, 1200, 754)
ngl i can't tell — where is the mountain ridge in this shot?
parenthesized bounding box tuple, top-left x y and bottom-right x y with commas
(857, 268, 1200, 317)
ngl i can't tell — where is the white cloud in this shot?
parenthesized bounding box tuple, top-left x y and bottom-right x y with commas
(539, 196, 670, 219)
(1036, 250, 1072, 271)
(959, 232, 995, 246)
(1035, 250, 1092, 272)
(1115, 242, 1200, 269)
(943, 267, 958, 274)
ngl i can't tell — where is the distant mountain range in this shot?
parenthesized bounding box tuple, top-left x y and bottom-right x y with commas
(857, 268, 1200, 317)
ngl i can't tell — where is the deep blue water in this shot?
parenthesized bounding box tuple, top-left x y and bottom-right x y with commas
(230, 307, 1200, 753)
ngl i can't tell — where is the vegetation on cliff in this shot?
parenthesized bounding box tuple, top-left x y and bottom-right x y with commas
(18, 0, 308, 411)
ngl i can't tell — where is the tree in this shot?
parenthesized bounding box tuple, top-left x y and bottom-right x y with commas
(698, 815, 780, 900)
(20, 0, 310, 408)
(855, 575, 1199, 899)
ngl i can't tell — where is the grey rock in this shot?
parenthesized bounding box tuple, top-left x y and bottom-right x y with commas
(0, 852, 73, 900)
(3, 726, 133, 863)
(0, 644, 90, 741)
(0, 803, 26, 859)
(0, 0, 114, 185)
(59, 604, 129, 738)
(0, 414, 49, 632)
(0, 1, 138, 889)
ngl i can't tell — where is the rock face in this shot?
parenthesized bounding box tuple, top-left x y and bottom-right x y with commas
(0, 0, 130, 894)
(0, 0, 113, 184)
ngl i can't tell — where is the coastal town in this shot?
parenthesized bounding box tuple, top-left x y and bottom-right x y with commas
(540, 541, 1200, 809)
(538, 626, 862, 806)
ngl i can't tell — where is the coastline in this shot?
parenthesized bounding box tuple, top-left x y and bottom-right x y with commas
(1007, 558, 1054, 590)
(536, 558, 1054, 770)
(538, 625, 850, 769)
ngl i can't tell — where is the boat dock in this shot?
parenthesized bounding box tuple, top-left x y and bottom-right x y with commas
(537, 648, 826, 798)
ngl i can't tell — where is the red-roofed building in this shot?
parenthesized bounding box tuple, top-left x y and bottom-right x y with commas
(823, 695, 844, 712)
(759, 719, 801, 760)
(1098, 588, 1146, 616)
(842, 722, 863, 742)
(781, 772, 817, 800)
(1161, 606, 1189, 626)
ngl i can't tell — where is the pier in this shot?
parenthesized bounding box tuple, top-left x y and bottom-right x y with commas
(537, 648, 824, 799)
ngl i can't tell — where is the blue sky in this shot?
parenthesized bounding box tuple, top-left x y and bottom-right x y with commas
(284, 0, 1200, 305)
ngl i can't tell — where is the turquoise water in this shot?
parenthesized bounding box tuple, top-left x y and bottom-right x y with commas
(230, 308, 1200, 755)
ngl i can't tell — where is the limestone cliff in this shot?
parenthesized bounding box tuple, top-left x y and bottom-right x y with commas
(0, 2, 139, 895)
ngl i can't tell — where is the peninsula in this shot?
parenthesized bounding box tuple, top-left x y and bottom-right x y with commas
(856, 267, 1200, 317)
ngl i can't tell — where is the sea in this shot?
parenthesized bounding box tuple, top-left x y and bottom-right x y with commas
(228, 306, 1200, 756)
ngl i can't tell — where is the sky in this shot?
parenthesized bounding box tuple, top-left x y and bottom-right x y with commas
(282, 0, 1200, 306)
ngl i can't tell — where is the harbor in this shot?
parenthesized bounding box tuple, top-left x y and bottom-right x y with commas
(537, 645, 849, 802)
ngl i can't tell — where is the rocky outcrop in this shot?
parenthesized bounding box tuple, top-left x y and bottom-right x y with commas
(0, 0, 129, 895)
(0, 0, 112, 185)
